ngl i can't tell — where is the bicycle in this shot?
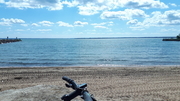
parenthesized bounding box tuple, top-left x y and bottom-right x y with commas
(61, 76, 97, 101)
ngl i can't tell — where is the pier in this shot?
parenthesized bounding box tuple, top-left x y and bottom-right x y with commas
(0, 37, 22, 44)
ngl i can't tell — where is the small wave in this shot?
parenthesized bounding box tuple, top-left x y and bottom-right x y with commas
(97, 59, 128, 62)
(16, 58, 31, 61)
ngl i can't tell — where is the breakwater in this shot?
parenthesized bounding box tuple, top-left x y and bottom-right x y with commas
(162, 38, 180, 41)
(0, 37, 22, 44)
(163, 34, 180, 41)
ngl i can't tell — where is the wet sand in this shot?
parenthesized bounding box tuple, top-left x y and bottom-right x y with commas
(0, 66, 180, 101)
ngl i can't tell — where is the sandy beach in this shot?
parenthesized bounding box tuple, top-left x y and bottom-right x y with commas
(0, 66, 180, 101)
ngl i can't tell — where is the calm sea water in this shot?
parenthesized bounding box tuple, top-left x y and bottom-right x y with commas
(0, 38, 180, 67)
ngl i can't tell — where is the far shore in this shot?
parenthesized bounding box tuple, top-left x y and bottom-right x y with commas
(0, 66, 180, 101)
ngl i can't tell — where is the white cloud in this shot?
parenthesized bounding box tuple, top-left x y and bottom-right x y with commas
(75, 0, 168, 9)
(169, 3, 177, 7)
(165, 10, 180, 21)
(126, 19, 138, 25)
(100, 9, 149, 20)
(62, 0, 79, 7)
(128, 10, 180, 30)
(143, 10, 180, 26)
(108, 21, 114, 26)
(124, 0, 168, 9)
(57, 21, 73, 27)
(78, 3, 108, 15)
(1, 18, 25, 23)
(37, 29, 52, 31)
(0, 18, 25, 26)
(1, 0, 168, 15)
(129, 26, 145, 31)
(4, 0, 63, 10)
(3, 0, 163, 15)
(101, 11, 128, 20)
(32, 23, 40, 27)
(74, 21, 88, 26)
(0, 0, 4, 3)
(127, 19, 138, 25)
(39, 21, 54, 26)
(21, 24, 28, 27)
(91, 22, 113, 27)
(161, 28, 179, 32)
(0, 22, 10, 26)
(56, 0, 168, 15)
(15, 29, 25, 31)
(91, 22, 106, 26)
(94, 25, 108, 29)
(76, 0, 118, 15)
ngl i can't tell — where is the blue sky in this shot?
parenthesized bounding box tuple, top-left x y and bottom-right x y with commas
(0, 0, 180, 38)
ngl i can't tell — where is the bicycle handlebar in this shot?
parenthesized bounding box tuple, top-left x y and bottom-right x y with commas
(61, 76, 97, 101)
(62, 76, 79, 90)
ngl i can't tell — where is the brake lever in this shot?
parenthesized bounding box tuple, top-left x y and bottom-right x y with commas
(65, 83, 72, 88)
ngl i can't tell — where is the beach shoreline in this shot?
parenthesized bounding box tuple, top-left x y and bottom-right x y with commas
(0, 66, 180, 101)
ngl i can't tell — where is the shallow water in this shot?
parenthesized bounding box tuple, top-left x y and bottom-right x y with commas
(0, 38, 180, 67)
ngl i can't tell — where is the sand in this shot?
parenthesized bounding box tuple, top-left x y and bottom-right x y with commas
(0, 66, 180, 101)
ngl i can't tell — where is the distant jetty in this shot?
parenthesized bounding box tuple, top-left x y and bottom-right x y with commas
(163, 34, 180, 41)
(0, 37, 22, 44)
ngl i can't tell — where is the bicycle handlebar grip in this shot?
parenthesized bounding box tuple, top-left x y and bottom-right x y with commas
(62, 76, 72, 83)
(62, 76, 78, 90)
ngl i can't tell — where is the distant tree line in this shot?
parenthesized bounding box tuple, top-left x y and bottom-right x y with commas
(177, 34, 180, 39)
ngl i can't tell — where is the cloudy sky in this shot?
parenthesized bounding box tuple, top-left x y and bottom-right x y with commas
(0, 0, 180, 38)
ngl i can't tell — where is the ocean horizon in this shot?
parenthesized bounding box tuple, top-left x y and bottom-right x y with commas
(0, 37, 180, 67)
